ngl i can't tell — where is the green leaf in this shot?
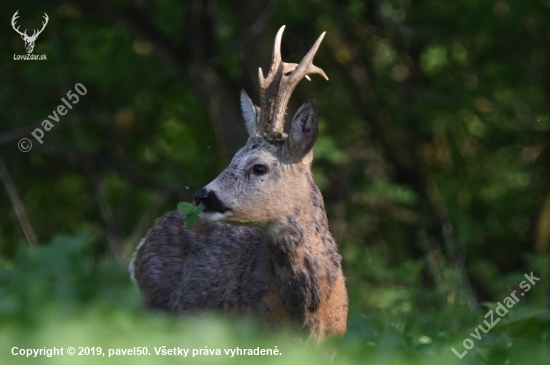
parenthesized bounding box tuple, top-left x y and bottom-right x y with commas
(177, 202, 195, 214)
(185, 213, 197, 229)
(195, 203, 204, 214)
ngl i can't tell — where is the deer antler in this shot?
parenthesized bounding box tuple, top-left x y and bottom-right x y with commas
(11, 11, 28, 38)
(11, 11, 48, 40)
(31, 13, 49, 39)
(258, 26, 328, 135)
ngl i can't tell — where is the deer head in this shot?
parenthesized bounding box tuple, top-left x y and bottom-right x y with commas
(195, 26, 328, 226)
(12, 11, 49, 54)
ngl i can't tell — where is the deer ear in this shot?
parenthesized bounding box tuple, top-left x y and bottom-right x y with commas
(287, 100, 318, 160)
(240, 90, 259, 137)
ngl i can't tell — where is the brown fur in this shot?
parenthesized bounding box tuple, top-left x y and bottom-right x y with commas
(130, 158, 348, 338)
(130, 28, 348, 339)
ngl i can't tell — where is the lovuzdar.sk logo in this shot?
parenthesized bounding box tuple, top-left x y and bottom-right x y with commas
(12, 10, 48, 61)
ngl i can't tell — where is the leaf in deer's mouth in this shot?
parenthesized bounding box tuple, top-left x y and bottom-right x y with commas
(184, 214, 196, 228)
(177, 202, 204, 229)
(177, 202, 195, 214)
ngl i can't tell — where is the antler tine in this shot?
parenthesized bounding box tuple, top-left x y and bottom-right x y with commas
(288, 32, 328, 83)
(257, 26, 328, 135)
(258, 26, 285, 89)
(41, 13, 49, 28)
(35, 13, 49, 37)
(11, 10, 19, 25)
(258, 26, 286, 132)
(270, 31, 328, 132)
(11, 11, 28, 37)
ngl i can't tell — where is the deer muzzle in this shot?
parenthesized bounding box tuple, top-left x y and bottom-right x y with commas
(194, 188, 232, 221)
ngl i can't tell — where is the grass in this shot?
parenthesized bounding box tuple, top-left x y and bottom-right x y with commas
(0, 231, 548, 365)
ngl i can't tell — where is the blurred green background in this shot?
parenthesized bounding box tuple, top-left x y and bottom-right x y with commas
(1, 0, 549, 364)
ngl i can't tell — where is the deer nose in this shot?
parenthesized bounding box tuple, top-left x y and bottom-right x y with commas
(195, 188, 209, 206)
(194, 188, 230, 213)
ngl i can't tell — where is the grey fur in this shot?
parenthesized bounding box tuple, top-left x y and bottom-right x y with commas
(131, 28, 348, 338)
(288, 100, 319, 160)
(240, 90, 260, 137)
(131, 128, 349, 338)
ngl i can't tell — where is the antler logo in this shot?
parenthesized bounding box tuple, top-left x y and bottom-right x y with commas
(11, 11, 49, 54)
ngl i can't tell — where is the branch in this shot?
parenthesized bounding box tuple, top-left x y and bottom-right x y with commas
(73, 0, 248, 156)
(0, 159, 37, 246)
(535, 192, 550, 254)
(76, 0, 187, 76)
(0, 125, 36, 146)
(32, 143, 181, 198)
(0, 115, 106, 147)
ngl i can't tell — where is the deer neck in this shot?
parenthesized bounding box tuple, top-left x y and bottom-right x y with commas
(263, 178, 342, 326)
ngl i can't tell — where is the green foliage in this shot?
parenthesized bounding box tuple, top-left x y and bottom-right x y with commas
(0, 231, 139, 324)
(1, 0, 550, 364)
(0, 233, 547, 365)
(177, 203, 204, 228)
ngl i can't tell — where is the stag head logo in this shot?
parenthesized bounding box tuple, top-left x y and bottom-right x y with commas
(11, 11, 49, 54)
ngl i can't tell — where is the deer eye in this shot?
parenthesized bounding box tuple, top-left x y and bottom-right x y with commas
(251, 164, 268, 176)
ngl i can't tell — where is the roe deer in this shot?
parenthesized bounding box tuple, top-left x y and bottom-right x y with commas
(130, 26, 348, 339)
